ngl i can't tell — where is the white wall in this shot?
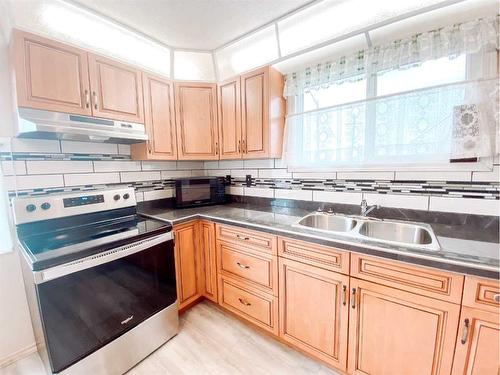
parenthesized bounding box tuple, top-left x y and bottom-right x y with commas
(0, 0, 36, 366)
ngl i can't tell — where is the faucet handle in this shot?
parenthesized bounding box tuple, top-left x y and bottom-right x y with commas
(317, 207, 323, 212)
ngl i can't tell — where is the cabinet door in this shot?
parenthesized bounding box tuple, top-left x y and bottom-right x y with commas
(452, 306, 499, 375)
(217, 77, 242, 159)
(88, 54, 144, 123)
(348, 278, 460, 375)
(173, 221, 202, 309)
(13, 30, 91, 115)
(279, 257, 349, 372)
(241, 67, 269, 158)
(199, 220, 217, 303)
(131, 73, 177, 160)
(175, 82, 219, 160)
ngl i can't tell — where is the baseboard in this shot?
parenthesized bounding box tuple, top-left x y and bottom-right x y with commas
(0, 342, 37, 368)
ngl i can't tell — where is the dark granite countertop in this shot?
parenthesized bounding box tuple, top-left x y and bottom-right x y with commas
(139, 203, 499, 279)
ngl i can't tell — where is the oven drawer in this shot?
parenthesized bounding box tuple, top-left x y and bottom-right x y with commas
(217, 241, 278, 295)
(216, 224, 277, 254)
(218, 275, 278, 335)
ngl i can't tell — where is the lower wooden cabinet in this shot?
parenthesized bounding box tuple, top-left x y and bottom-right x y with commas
(173, 221, 202, 309)
(199, 220, 217, 303)
(348, 278, 461, 375)
(452, 306, 499, 375)
(279, 257, 349, 372)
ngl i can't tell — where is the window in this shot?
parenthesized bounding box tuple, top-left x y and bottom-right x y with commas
(285, 54, 496, 169)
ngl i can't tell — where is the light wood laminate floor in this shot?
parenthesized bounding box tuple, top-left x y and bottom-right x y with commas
(1, 301, 338, 375)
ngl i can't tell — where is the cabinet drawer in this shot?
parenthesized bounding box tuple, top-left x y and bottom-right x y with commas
(350, 253, 464, 303)
(218, 241, 278, 295)
(463, 276, 500, 313)
(218, 275, 278, 334)
(278, 237, 349, 274)
(216, 224, 277, 254)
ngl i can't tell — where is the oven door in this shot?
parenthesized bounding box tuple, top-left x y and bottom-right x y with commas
(35, 233, 176, 373)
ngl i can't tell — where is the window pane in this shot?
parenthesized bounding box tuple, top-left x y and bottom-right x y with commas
(303, 79, 367, 112)
(376, 55, 467, 96)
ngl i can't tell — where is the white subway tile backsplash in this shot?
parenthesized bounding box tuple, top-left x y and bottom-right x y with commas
(94, 161, 141, 172)
(161, 170, 192, 179)
(293, 172, 337, 179)
(191, 170, 206, 177)
(27, 161, 93, 174)
(243, 159, 274, 169)
(203, 161, 219, 169)
(226, 186, 244, 195)
(244, 187, 274, 198)
(7, 174, 64, 190)
(313, 191, 363, 205)
(395, 171, 472, 181)
(259, 169, 292, 179)
(430, 196, 500, 216)
(337, 171, 394, 180)
(1, 161, 26, 175)
(143, 188, 174, 201)
(11, 139, 61, 153)
(363, 193, 429, 210)
(61, 141, 118, 155)
(230, 169, 257, 178)
(64, 172, 120, 186)
(141, 161, 177, 171)
(274, 159, 288, 168)
(177, 161, 204, 169)
(135, 192, 144, 202)
(219, 160, 244, 169)
(120, 171, 161, 182)
(206, 169, 230, 177)
(275, 189, 312, 201)
(118, 144, 131, 155)
(472, 166, 499, 182)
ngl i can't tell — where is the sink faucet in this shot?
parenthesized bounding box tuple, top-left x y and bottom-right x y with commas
(360, 199, 379, 217)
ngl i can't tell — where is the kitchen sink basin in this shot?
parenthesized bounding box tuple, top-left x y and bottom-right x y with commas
(357, 220, 434, 246)
(296, 213, 357, 232)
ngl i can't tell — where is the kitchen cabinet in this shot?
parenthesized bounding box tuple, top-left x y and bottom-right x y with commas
(13, 30, 92, 116)
(217, 66, 285, 160)
(175, 82, 219, 160)
(240, 66, 285, 159)
(173, 221, 203, 309)
(451, 306, 499, 375)
(88, 53, 144, 123)
(347, 278, 460, 375)
(199, 220, 218, 303)
(279, 257, 349, 372)
(131, 73, 177, 160)
(218, 77, 242, 159)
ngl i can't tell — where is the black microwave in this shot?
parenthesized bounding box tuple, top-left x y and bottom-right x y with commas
(174, 177, 226, 208)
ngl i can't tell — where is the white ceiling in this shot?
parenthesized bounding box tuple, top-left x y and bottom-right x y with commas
(71, 0, 312, 50)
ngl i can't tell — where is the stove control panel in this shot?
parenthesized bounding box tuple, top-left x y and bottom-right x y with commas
(12, 188, 136, 225)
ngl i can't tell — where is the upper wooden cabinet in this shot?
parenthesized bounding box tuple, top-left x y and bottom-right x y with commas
(348, 278, 460, 375)
(218, 66, 285, 160)
(13, 30, 92, 116)
(218, 77, 242, 159)
(131, 73, 177, 160)
(88, 54, 144, 123)
(13, 30, 145, 124)
(175, 82, 219, 160)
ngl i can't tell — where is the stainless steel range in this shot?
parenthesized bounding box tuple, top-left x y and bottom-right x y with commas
(13, 188, 178, 375)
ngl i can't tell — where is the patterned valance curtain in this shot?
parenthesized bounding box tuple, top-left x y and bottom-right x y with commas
(283, 16, 499, 97)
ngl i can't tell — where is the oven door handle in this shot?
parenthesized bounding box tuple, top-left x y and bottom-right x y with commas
(33, 232, 173, 284)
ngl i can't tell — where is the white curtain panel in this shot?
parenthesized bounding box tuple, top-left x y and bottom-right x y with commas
(283, 16, 499, 97)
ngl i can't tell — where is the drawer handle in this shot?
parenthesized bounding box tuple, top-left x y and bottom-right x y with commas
(460, 318, 470, 344)
(342, 285, 347, 306)
(238, 298, 251, 306)
(494, 294, 500, 303)
(236, 262, 250, 269)
(236, 234, 250, 241)
(351, 288, 356, 309)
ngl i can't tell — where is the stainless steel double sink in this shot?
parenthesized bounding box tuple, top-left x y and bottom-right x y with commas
(294, 212, 440, 251)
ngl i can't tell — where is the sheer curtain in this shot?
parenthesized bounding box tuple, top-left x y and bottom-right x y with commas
(283, 16, 499, 169)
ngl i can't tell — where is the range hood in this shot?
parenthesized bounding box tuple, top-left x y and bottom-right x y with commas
(16, 108, 148, 144)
